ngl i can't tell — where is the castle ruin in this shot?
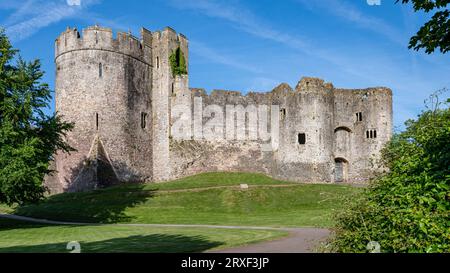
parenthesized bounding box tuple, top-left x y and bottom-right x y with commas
(45, 26, 393, 193)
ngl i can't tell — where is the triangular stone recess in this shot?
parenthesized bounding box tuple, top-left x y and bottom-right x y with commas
(92, 135, 120, 188)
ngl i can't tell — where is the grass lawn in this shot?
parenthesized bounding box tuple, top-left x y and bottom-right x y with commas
(5, 172, 361, 227)
(0, 218, 287, 253)
(0, 172, 361, 252)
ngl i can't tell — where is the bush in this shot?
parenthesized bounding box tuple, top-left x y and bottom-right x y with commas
(169, 47, 187, 77)
(329, 91, 450, 253)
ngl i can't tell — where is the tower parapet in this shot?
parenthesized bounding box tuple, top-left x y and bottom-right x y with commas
(55, 26, 152, 64)
(296, 77, 334, 92)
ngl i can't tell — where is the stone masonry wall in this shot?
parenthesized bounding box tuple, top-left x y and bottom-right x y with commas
(168, 76, 392, 184)
(53, 26, 153, 192)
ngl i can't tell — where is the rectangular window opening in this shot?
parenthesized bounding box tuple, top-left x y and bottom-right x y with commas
(280, 108, 286, 120)
(356, 112, 362, 122)
(99, 63, 103, 78)
(298, 133, 306, 145)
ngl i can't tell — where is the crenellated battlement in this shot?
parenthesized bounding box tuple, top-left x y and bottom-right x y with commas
(55, 26, 158, 64)
(152, 26, 188, 44)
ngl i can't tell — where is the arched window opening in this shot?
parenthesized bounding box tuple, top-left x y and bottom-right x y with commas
(334, 126, 352, 133)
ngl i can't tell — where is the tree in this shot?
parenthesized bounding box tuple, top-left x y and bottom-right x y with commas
(329, 90, 450, 253)
(0, 29, 74, 205)
(397, 0, 450, 54)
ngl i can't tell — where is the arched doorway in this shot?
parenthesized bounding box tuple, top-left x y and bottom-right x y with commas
(334, 158, 349, 183)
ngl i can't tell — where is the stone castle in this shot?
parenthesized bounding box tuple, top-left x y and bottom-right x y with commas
(45, 25, 393, 193)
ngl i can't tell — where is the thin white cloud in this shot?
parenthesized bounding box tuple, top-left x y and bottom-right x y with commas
(169, 0, 313, 53)
(1, 0, 101, 42)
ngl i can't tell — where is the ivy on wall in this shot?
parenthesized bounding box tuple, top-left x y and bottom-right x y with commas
(169, 47, 187, 77)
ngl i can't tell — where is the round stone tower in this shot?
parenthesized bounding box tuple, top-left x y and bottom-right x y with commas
(53, 26, 153, 192)
(274, 77, 334, 182)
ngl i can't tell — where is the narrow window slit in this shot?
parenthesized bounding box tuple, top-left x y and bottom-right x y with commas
(141, 112, 147, 129)
(95, 113, 99, 130)
(280, 108, 286, 120)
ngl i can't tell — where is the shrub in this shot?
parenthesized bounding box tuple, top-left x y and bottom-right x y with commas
(169, 47, 187, 77)
(329, 91, 450, 253)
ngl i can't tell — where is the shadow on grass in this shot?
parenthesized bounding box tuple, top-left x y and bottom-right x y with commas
(0, 233, 223, 253)
(13, 184, 155, 224)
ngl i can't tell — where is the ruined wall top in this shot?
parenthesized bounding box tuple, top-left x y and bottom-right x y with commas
(188, 77, 391, 100)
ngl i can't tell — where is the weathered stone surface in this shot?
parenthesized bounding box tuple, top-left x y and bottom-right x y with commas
(47, 25, 393, 193)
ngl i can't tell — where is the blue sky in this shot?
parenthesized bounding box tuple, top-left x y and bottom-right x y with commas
(1, 0, 449, 129)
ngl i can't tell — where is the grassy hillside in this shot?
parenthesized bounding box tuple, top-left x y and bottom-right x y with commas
(6, 172, 361, 227)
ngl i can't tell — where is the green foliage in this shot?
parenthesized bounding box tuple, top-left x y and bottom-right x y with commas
(397, 0, 450, 54)
(0, 29, 74, 205)
(330, 90, 450, 253)
(169, 47, 187, 76)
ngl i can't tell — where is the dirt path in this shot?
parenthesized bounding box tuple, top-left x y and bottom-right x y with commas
(209, 228, 330, 253)
(0, 214, 330, 253)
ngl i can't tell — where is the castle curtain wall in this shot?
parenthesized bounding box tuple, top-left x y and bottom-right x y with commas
(49, 25, 393, 193)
